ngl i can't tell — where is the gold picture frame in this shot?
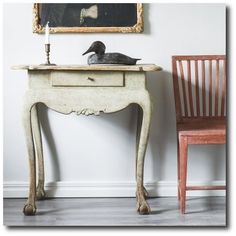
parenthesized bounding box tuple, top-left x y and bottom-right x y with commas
(33, 3, 143, 33)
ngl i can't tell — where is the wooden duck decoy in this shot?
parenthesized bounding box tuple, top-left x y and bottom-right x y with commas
(82, 41, 141, 65)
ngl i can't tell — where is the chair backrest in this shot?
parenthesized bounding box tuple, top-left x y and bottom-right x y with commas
(172, 55, 226, 123)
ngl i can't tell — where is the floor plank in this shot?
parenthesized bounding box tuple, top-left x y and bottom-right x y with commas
(3, 197, 226, 226)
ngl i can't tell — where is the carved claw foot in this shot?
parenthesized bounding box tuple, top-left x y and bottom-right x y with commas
(36, 186, 46, 200)
(136, 187, 151, 214)
(136, 198, 151, 215)
(23, 203, 36, 216)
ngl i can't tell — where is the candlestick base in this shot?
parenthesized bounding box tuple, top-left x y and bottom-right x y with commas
(41, 44, 56, 66)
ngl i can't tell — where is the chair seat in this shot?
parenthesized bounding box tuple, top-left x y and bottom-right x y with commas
(177, 118, 226, 137)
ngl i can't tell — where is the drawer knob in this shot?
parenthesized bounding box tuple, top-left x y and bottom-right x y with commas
(87, 77, 95, 82)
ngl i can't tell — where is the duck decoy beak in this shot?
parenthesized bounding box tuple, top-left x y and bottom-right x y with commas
(82, 47, 93, 56)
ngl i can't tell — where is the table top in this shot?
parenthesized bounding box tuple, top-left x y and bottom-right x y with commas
(12, 64, 162, 72)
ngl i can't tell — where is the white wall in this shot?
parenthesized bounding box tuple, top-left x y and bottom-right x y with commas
(3, 3, 226, 197)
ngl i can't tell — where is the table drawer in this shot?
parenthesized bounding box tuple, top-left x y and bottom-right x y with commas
(51, 71, 124, 87)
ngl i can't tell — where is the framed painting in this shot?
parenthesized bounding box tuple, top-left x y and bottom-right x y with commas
(33, 3, 143, 33)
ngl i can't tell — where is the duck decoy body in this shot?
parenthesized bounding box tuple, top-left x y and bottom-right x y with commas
(82, 41, 141, 65)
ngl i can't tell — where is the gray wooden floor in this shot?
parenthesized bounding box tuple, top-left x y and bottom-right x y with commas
(4, 197, 226, 226)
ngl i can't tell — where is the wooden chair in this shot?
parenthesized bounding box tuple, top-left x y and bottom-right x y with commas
(172, 55, 226, 214)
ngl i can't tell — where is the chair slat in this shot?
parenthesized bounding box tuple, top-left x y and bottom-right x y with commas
(215, 60, 220, 116)
(202, 60, 206, 116)
(172, 55, 226, 120)
(221, 59, 226, 116)
(195, 61, 200, 116)
(187, 60, 194, 116)
(208, 60, 213, 116)
(172, 58, 182, 121)
(178, 61, 188, 117)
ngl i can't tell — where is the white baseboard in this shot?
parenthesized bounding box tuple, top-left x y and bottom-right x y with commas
(3, 181, 226, 198)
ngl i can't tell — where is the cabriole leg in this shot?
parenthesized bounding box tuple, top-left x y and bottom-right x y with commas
(136, 101, 152, 214)
(31, 104, 46, 200)
(23, 102, 37, 215)
(136, 106, 148, 198)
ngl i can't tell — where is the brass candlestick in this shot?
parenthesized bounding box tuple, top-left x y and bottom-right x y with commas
(41, 43, 56, 65)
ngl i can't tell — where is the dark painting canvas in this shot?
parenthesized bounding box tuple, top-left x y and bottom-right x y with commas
(39, 3, 137, 27)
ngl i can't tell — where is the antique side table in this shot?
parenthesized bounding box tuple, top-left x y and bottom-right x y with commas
(13, 64, 161, 215)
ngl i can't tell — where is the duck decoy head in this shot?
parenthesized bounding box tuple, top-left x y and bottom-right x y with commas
(82, 41, 106, 56)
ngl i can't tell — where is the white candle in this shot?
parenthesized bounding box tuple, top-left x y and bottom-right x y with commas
(45, 21, 50, 44)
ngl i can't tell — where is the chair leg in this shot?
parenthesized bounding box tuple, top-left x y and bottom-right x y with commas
(179, 136, 188, 214)
(177, 140, 180, 201)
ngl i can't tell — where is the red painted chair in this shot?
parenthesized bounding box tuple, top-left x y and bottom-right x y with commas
(172, 55, 226, 213)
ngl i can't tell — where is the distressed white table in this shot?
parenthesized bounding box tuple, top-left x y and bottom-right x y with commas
(13, 64, 161, 216)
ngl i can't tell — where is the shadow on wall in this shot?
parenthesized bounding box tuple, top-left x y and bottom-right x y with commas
(143, 3, 151, 35)
(147, 70, 177, 181)
(38, 105, 61, 182)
